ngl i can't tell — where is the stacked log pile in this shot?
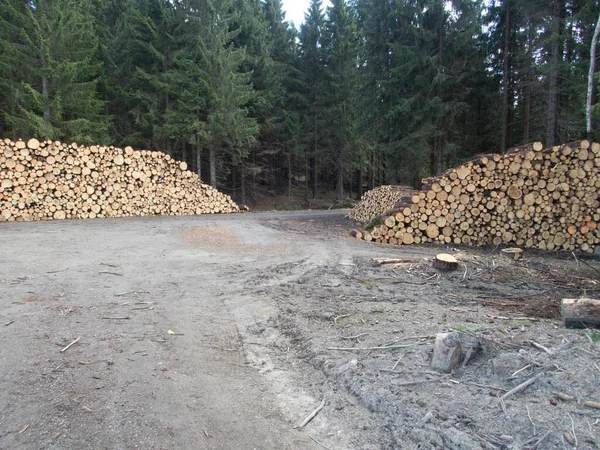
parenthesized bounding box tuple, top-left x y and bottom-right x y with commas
(0, 138, 239, 221)
(351, 141, 600, 253)
(348, 185, 414, 224)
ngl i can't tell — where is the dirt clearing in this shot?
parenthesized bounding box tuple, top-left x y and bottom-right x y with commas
(1, 211, 599, 449)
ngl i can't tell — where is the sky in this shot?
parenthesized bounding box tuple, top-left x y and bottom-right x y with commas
(281, 0, 331, 29)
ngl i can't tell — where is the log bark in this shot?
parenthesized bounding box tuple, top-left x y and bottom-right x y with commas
(562, 298, 600, 328)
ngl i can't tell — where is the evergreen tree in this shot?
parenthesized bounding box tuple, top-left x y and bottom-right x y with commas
(322, 0, 359, 201)
(300, 0, 326, 199)
(0, 0, 108, 143)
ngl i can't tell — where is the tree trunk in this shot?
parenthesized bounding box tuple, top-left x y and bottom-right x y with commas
(312, 115, 318, 199)
(546, 0, 564, 147)
(40, 46, 50, 123)
(587, 12, 600, 141)
(358, 162, 364, 199)
(336, 159, 344, 202)
(501, 1, 511, 153)
(241, 162, 246, 205)
(209, 146, 217, 188)
(195, 140, 201, 179)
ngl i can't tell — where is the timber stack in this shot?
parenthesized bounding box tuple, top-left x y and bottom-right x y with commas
(348, 185, 414, 224)
(0, 138, 239, 222)
(350, 141, 600, 253)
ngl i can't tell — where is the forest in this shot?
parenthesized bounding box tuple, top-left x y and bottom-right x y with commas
(0, 0, 599, 205)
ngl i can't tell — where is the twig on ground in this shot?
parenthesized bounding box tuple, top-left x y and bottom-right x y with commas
(510, 364, 531, 378)
(456, 380, 508, 392)
(297, 397, 326, 429)
(101, 316, 130, 320)
(340, 333, 368, 340)
(569, 413, 578, 447)
(501, 373, 544, 400)
(333, 314, 351, 325)
(114, 290, 149, 297)
(530, 341, 553, 356)
(390, 353, 405, 371)
(60, 337, 81, 353)
(395, 376, 448, 387)
(46, 268, 69, 274)
(594, 363, 600, 374)
(416, 411, 434, 428)
(100, 263, 119, 268)
(99, 271, 123, 276)
(528, 429, 551, 448)
(327, 344, 412, 351)
(4, 320, 14, 327)
(526, 405, 536, 433)
(499, 397, 508, 417)
(18, 425, 29, 434)
(309, 436, 332, 450)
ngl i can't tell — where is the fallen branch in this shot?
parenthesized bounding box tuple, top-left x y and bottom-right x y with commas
(340, 333, 369, 340)
(373, 258, 420, 266)
(297, 397, 326, 429)
(501, 372, 544, 400)
(396, 377, 448, 387)
(333, 314, 351, 325)
(60, 337, 81, 353)
(416, 411, 434, 428)
(309, 436, 332, 450)
(584, 401, 600, 410)
(114, 290, 149, 297)
(327, 344, 412, 351)
(530, 341, 554, 356)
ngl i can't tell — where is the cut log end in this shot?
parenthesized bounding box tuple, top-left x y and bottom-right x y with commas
(562, 298, 600, 328)
(433, 253, 458, 271)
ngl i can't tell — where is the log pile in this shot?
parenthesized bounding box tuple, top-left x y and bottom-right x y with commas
(351, 141, 600, 253)
(0, 138, 239, 221)
(348, 185, 414, 224)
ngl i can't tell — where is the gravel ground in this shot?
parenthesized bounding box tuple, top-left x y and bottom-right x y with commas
(1, 211, 599, 449)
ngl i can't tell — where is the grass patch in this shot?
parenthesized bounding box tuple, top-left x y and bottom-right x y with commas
(588, 330, 600, 343)
(455, 324, 486, 333)
(364, 215, 383, 231)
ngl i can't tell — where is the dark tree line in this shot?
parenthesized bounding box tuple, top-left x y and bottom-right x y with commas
(1, 0, 599, 204)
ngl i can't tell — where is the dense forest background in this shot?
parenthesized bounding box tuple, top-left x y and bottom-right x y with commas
(1, 0, 599, 205)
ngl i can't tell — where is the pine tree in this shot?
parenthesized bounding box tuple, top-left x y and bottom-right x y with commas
(0, 0, 108, 143)
(193, 0, 259, 188)
(300, 0, 326, 199)
(322, 0, 359, 201)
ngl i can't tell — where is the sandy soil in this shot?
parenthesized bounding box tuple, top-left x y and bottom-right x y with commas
(0, 211, 599, 450)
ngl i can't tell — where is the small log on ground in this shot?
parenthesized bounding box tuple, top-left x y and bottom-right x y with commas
(431, 332, 462, 373)
(433, 254, 459, 271)
(501, 248, 523, 261)
(561, 298, 600, 328)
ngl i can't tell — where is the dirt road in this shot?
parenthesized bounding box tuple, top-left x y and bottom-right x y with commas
(1, 212, 599, 449)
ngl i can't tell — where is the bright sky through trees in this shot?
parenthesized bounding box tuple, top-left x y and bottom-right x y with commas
(281, 0, 331, 28)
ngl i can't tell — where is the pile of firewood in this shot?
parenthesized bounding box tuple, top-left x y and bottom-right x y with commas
(351, 141, 600, 253)
(0, 138, 239, 221)
(348, 185, 414, 224)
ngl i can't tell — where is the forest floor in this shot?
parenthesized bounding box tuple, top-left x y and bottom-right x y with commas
(0, 211, 599, 450)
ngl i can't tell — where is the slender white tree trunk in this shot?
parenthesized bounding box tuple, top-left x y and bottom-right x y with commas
(587, 13, 600, 140)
